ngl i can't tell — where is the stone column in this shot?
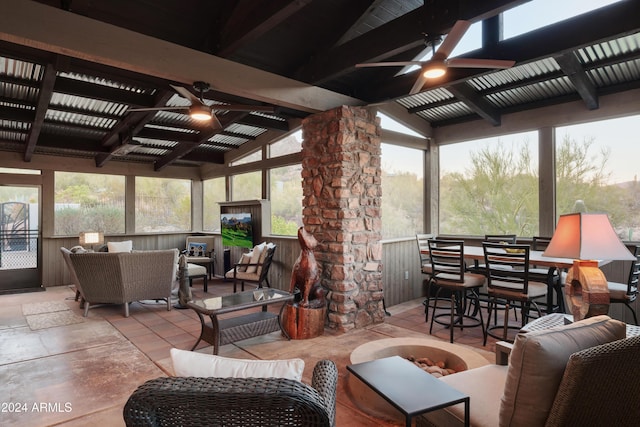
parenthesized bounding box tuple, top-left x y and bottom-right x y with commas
(301, 105, 384, 332)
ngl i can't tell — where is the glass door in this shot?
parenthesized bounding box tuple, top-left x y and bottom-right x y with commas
(0, 185, 41, 293)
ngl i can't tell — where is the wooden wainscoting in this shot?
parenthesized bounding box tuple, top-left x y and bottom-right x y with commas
(41, 233, 638, 324)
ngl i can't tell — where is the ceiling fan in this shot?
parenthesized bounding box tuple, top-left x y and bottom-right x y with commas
(126, 81, 275, 128)
(356, 20, 516, 95)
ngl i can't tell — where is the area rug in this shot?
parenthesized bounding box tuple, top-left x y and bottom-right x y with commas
(22, 301, 71, 316)
(25, 310, 85, 331)
(22, 301, 85, 331)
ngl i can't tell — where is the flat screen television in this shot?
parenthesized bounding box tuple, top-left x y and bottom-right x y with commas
(221, 213, 254, 249)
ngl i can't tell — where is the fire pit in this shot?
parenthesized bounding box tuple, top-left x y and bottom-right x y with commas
(347, 337, 490, 422)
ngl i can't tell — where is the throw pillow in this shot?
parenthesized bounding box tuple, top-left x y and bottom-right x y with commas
(245, 242, 267, 274)
(499, 315, 626, 427)
(236, 253, 252, 272)
(170, 348, 304, 381)
(256, 242, 275, 276)
(188, 242, 207, 257)
(107, 240, 133, 253)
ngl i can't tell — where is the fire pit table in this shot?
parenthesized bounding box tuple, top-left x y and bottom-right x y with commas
(347, 355, 470, 427)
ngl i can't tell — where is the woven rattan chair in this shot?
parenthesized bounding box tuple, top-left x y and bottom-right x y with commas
(69, 249, 178, 317)
(123, 359, 338, 427)
(419, 316, 640, 427)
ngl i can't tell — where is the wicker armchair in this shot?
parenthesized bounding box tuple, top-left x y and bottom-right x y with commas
(69, 249, 178, 317)
(123, 359, 338, 427)
(419, 316, 640, 427)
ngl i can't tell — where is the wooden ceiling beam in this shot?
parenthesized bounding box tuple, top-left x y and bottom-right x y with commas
(24, 61, 57, 161)
(0, 105, 35, 122)
(31, 134, 106, 153)
(554, 52, 598, 110)
(217, 0, 312, 57)
(447, 82, 501, 126)
(238, 114, 289, 131)
(180, 150, 225, 164)
(54, 76, 154, 107)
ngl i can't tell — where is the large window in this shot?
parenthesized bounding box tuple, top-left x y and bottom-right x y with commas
(556, 115, 640, 240)
(203, 177, 225, 232)
(54, 172, 125, 236)
(439, 131, 539, 237)
(270, 165, 302, 236)
(135, 177, 191, 232)
(230, 171, 261, 201)
(269, 131, 302, 158)
(504, 0, 621, 39)
(381, 143, 424, 239)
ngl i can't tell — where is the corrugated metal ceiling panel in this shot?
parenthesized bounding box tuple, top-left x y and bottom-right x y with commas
(42, 122, 105, 139)
(50, 92, 127, 116)
(0, 57, 42, 80)
(415, 102, 473, 122)
(396, 87, 454, 110)
(487, 76, 576, 109)
(46, 109, 116, 129)
(468, 58, 561, 92)
(225, 123, 266, 138)
(59, 71, 149, 93)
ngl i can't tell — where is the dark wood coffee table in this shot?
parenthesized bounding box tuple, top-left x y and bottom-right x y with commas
(347, 355, 469, 427)
(187, 288, 294, 354)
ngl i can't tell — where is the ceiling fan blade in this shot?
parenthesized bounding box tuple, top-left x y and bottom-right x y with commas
(211, 112, 223, 129)
(436, 20, 471, 59)
(447, 58, 516, 69)
(409, 73, 428, 95)
(170, 84, 204, 106)
(212, 104, 275, 112)
(126, 106, 188, 113)
(356, 61, 425, 68)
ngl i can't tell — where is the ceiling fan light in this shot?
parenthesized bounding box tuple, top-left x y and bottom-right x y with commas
(189, 105, 212, 121)
(423, 64, 446, 79)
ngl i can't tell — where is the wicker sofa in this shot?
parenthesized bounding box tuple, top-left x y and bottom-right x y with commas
(66, 248, 178, 317)
(419, 315, 640, 427)
(123, 359, 338, 427)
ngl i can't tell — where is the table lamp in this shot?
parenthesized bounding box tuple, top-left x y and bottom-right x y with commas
(543, 212, 635, 321)
(79, 231, 104, 251)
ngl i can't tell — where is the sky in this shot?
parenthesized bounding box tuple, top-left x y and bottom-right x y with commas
(379, 0, 638, 184)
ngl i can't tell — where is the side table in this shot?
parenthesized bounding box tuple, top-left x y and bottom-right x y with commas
(347, 355, 469, 427)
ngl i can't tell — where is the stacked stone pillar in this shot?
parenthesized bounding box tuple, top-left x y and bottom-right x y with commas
(301, 105, 384, 332)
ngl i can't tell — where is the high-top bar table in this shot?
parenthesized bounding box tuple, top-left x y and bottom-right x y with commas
(347, 355, 470, 427)
(422, 245, 610, 314)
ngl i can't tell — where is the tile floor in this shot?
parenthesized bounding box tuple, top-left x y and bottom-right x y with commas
(1, 280, 500, 427)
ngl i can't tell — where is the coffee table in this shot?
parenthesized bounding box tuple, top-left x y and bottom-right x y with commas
(347, 355, 469, 427)
(187, 288, 294, 354)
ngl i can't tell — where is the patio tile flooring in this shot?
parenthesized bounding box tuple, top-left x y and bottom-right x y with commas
(0, 280, 500, 426)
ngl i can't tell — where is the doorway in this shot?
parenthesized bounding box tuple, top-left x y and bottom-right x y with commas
(0, 185, 41, 293)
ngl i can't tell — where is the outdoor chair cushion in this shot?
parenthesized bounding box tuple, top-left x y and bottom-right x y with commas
(107, 240, 133, 253)
(499, 315, 626, 427)
(170, 348, 305, 381)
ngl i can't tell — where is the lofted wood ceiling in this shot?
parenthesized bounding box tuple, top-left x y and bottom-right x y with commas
(0, 0, 639, 171)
